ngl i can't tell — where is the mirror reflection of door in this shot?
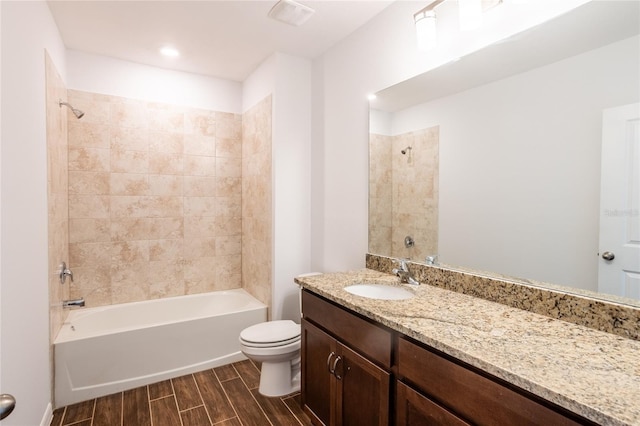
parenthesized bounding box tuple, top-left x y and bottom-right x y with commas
(598, 103, 640, 298)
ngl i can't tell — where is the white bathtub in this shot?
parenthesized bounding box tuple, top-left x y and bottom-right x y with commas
(54, 289, 267, 407)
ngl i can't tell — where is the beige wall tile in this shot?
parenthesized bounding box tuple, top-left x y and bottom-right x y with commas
(149, 131, 184, 154)
(216, 137, 242, 158)
(184, 197, 217, 217)
(148, 175, 183, 196)
(68, 122, 110, 148)
(111, 149, 149, 174)
(66, 91, 257, 308)
(149, 151, 184, 175)
(149, 239, 183, 262)
(69, 147, 110, 172)
(110, 173, 149, 196)
(69, 242, 112, 267)
(68, 171, 110, 195)
(69, 194, 110, 219)
(147, 217, 184, 240)
(216, 157, 241, 177)
(111, 218, 151, 241)
(69, 218, 110, 243)
(110, 195, 149, 218)
(184, 176, 217, 197)
(111, 127, 149, 151)
(184, 134, 216, 156)
(184, 155, 216, 176)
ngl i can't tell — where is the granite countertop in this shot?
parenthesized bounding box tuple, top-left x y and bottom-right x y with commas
(295, 269, 640, 426)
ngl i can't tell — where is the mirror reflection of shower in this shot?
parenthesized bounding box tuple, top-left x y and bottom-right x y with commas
(58, 99, 85, 119)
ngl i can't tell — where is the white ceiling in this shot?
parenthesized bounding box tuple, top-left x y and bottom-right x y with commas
(47, 0, 395, 82)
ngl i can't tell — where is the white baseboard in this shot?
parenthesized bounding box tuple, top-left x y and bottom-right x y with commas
(40, 403, 53, 426)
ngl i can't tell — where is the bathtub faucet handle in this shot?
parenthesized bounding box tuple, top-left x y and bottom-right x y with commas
(60, 262, 74, 284)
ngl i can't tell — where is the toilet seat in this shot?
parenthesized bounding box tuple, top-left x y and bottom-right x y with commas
(239, 320, 301, 348)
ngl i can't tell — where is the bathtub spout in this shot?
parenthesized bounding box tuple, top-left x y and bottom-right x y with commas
(63, 298, 85, 308)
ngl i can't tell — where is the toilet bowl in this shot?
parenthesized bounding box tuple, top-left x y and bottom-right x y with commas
(239, 320, 301, 397)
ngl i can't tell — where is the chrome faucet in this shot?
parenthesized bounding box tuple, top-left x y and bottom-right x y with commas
(63, 298, 85, 308)
(392, 259, 419, 286)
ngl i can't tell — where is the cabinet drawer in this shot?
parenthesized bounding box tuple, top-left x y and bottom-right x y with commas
(396, 381, 470, 426)
(397, 337, 591, 426)
(302, 290, 392, 368)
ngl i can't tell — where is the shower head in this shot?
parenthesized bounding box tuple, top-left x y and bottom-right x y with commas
(401, 146, 412, 155)
(58, 100, 85, 119)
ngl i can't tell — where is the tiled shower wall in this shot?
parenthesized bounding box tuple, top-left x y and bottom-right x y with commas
(241, 96, 273, 312)
(45, 52, 69, 340)
(369, 126, 439, 262)
(67, 90, 244, 307)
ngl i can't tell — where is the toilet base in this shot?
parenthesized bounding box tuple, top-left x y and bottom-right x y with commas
(258, 360, 301, 397)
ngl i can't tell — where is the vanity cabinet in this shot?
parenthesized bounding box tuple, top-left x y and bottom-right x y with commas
(396, 337, 595, 426)
(301, 290, 391, 425)
(301, 289, 596, 426)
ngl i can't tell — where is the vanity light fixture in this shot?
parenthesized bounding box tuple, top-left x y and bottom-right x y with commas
(414, 0, 502, 50)
(414, 8, 437, 51)
(268, 0, 315, 26)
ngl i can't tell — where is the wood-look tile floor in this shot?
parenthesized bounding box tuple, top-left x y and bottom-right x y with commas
(50, 360, 312, 426)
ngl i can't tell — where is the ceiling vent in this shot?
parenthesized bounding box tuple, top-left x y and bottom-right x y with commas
(268, 0, 315, 26)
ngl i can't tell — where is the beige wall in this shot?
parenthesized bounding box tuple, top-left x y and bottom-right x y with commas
(369, 126, 439, 262)
(241, 96, 273, 314)
(45, 53, 69, 340)
(67, 90, 243, 307)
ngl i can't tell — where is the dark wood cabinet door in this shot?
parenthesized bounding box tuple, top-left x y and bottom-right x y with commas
(396, 381, 470, 426)
(301, 319, 335, 425)
(335, 342, 390, 426)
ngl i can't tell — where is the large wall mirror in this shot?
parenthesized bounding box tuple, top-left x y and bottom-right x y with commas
(369, 1, 640, 305)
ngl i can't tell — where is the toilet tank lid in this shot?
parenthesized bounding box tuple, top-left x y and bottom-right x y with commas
(240, 320, 301, 344)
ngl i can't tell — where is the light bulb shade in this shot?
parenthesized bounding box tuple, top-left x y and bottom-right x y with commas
(414, 10, 437, 51)
(458, 0, 483, 31)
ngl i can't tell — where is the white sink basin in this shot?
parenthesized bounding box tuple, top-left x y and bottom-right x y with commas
(343, 284, 414, 300)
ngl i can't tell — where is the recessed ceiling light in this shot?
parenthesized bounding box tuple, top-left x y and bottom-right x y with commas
(268, 0, 315, 26)
(160, 46, 180, 58)
(367, 94, 377, 101)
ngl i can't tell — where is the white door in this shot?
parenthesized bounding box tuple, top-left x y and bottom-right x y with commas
(598, 103, 640, 299)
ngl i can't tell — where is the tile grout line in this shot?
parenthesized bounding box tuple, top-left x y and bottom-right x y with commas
(90, 398, 97, 426)
(190, 370, 214, 425)
(233, 362, 274, 426)
(281, 396, 305, 426)
(216, 365, 243, 425)
(169, 376, 186, 426)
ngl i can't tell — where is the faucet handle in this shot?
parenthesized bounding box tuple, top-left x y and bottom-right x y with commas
(59, 262, 74, 284)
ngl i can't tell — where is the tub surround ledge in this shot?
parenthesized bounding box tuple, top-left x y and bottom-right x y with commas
(295, 269, 640, 426)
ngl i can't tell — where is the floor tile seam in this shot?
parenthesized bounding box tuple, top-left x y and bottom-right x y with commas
(169, 377, 186, 426)
(217, 374, 242, 424)
(279, 396, 305, 426)
(63, 399, 97, 426)
(232, 362, 259, 392)
(190, 371, 215, 425)
(145, 385, 156, 426)
(56, 406, 68, 426)
(236, 370, 274, 426)
(119, 391, 124, 426)
(214, 366, 239, 383)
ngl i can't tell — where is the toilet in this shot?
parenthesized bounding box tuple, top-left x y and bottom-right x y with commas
(239, 319, 301, 397)
(239, 273, 321, 397)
